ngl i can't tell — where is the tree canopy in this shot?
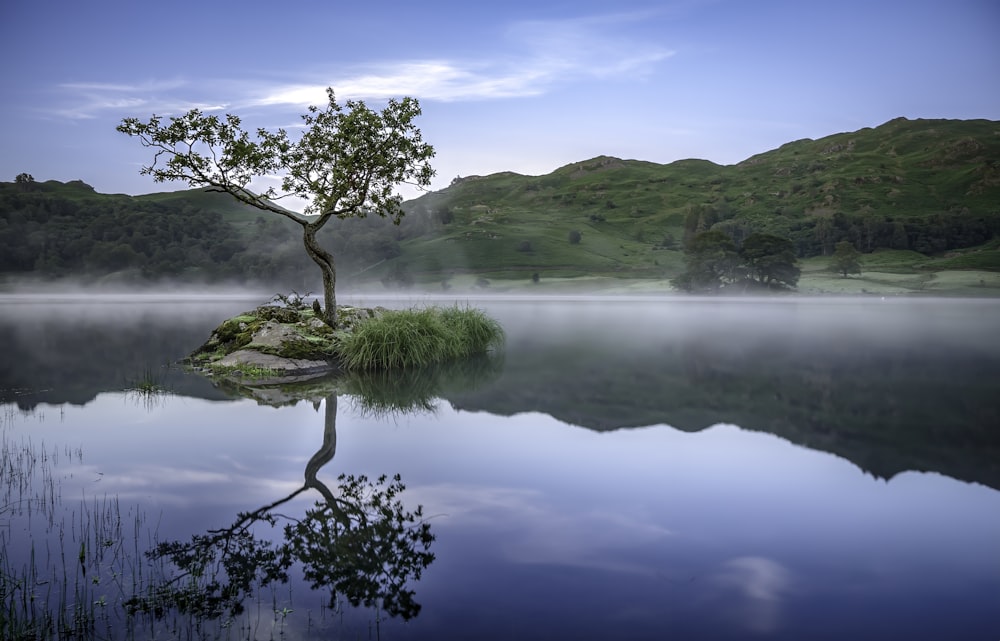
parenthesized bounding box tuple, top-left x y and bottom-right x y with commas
(741, 232, 801, 289)
(118, 88, 435, 326)
(830, 240, 862, 277)
(671, 230, 741, 292)
(672, 230, 801, 292)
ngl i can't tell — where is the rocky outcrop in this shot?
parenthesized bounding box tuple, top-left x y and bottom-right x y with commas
(187, 302, 386, 381)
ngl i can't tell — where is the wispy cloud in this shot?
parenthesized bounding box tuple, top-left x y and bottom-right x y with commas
(52, 78, 229, 120)
(53, 12, 673, 118)
(254, 61, 549, 106)
(254, 13, 673, 106)
(60, 79, 188, 93)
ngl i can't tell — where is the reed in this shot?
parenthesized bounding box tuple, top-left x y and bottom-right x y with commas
(337, 306, 503, 371)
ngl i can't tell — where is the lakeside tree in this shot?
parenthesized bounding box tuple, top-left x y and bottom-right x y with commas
(830, 240, 862, 277)
(740, 232, 800, 289)
(671, 230, 741, 292)
(673, 230, 802, 292)
(118, 88, 435, 327)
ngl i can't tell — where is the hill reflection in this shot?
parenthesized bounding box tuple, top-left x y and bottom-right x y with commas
(3, 296, 998, 492)
(445, 298, 1000, 490)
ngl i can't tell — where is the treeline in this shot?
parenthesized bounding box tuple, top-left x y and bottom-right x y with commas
(0, 180, 437, 285)
(681, 203, 999, 258)
(1, 180, 253, 280)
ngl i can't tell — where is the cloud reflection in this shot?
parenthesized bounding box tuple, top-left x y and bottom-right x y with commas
(707, 556, 793, 634)
(66, 462, 305, 509)
(413, 483, 672, 575)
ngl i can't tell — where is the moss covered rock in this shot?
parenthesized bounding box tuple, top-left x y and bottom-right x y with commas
(189, 303, 387, 381)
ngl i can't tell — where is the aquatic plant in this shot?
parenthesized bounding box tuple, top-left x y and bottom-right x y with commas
(336, 306, 504, 371)
(123, 368, 171, 410)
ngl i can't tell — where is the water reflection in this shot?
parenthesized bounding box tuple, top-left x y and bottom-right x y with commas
(3, 296, 1000, 639)
(3, 360, 502, 636)
(0, 296, 254, 408)
(126, 384, 441, 625)
(706, 556, 793, 635)
(122, 354, 504, 627)
(445, 299, 1000, 491)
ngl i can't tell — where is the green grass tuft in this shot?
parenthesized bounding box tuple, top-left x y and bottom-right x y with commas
(337, 306, 504, 371)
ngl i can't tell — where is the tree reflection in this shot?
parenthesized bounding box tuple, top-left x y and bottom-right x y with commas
(125, 354, 502, 624)
(125, 394, 434, 622)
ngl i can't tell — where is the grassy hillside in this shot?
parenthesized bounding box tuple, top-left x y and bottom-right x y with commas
(382, 117, 999, 287)
(3, 117, 998, 292)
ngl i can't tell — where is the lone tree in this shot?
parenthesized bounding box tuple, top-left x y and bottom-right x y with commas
(118, 88, 435, 327)
(830, 240, 862, 277)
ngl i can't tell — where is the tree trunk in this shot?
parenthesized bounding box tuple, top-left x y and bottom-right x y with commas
(302, 224, 338, 327)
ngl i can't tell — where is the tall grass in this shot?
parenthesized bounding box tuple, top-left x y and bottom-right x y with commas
(0, 412, 302, 640)
(337, 306, 504, 371)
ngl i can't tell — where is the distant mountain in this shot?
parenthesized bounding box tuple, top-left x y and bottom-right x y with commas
(2, 117, 998, 286)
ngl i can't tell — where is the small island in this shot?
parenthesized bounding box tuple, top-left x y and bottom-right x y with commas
(187, 296, 504, 384)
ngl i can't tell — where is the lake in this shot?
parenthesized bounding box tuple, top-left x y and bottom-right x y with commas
(2, 293, 999, 640)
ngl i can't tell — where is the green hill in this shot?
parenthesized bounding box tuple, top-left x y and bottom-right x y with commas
(387, 117, 1000, 286)
(2, 117, 998, 291)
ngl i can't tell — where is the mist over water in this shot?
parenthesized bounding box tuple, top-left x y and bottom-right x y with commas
(2, 290, 999, 639)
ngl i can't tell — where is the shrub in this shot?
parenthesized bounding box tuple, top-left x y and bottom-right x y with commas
(337, 306, 504, 370)
(568, 229, 582, 244)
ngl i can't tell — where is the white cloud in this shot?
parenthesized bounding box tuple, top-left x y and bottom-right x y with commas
(254, 61, 547, 107)
(52, 12, 673, 119)
(252, 13, 673, 106)
(505, 12, 674, 79)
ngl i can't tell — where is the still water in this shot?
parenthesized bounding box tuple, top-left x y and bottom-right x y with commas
(2, 293, 999, 640)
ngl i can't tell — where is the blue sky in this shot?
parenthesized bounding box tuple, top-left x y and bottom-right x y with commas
(2, 0, 998, 200)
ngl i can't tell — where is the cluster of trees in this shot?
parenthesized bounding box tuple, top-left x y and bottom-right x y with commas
(681, 202, 998, 259)
(672, 231, 800, 292)
(0, 183, 241, 279)
(787, 210, 997, 257)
